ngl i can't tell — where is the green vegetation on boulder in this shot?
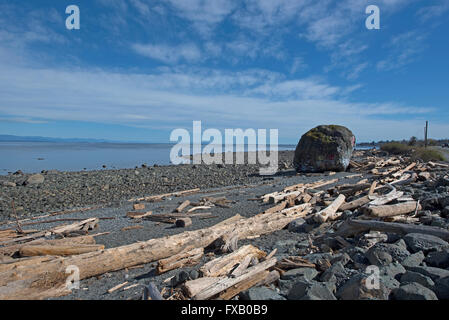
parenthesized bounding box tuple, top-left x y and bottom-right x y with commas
(293, 125, 355, 173)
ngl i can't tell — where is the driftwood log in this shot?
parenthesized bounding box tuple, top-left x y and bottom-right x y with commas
(0, 208, 307, 300)
(365, 201, 421, 218)
(334, 219, 449, 241)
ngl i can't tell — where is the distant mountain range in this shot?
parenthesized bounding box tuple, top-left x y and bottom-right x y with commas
(0, 134, 112, 143)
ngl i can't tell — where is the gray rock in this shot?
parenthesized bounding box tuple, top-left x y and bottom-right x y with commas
(293, 125, 355, 173)
(240, 287, 286, 300)
(288, 218, 313, 233)
(406, 266, 449, 281)
(365, 247, 393, 266)
(401, 251, 425, 268)
(189, 270, 199, 280)
(434, 276, 449, 299)
(400, 271, 435, 290)
(380, 262, 406, 279)
(424, 249, 449, 268)
(404, 233, 449, 253)
(288, 280, 336, 300)
(330, 252, 351, 267)
(379, 274, 401, 290)
(336, 273, 390, 300)
(320, 262, 353, 286)
(281, 268, 318, 281)
(24, 174, 45, 185)
(367, 241, 410, 263)
(392, 283, 438, 300)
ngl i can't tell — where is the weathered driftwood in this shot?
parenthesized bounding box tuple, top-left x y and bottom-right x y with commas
(174, 200, 190, 213)
(338, 183, 371, 196)
(187, 206, 211, 213)
(276, 256, 315, 270)
(368, 186, 403, 206)
(339, 195, 371, 211)
(392, 162, 416, 178)
(193, 257, 276, 300)
(127, 211, 152, 219)
(264, 201, 288, 214)
(255, 270, 280, 287)
(19, 244, 105, 257)
(200, 245, 266, 277)
(108, 281, 128, 293)
(269, 191, 301, 204)
(212, 232, 239, 253)
(229, 255, 252, 277)
(0, 234, 97, 257)
(334, 219, 449, 241)
(366, 201, 421, 218)
(0, 209, 303, 300)
(314, 194, 346, 223)
(133, 203, 145, 210)
(183, 277, 224, 298)
(156, 248, 203, 275)
(218, 270, 270, 300)
(130, 188, 200, 202)
(0, 218, 99, 246)
(280, 203, 311, 216)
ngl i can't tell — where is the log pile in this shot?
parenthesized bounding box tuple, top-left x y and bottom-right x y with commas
(1, 150, 448, 300)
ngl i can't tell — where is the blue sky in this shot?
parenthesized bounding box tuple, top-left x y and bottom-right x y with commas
(0, 0, 448, 143)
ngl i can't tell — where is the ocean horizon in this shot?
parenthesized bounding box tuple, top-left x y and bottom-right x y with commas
(0, 141, 298, 175)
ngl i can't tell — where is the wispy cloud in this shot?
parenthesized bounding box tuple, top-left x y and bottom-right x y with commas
(132, 43, 202, 64)
(377, 31, 427, 71)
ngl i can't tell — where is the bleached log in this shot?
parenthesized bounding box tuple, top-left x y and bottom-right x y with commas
(130, 188, 200, 202)
(313, 194, 346, 223)
(0, 209, 303, 300)
(19, 244, 105, 257)
(366, 201, 421, 218)
(193, 258, 276, 300)
(156, 248, 203, 275)
(334, 219, 449, 241)
(339, 195, 371, 211)
(263, 201, 288, 214)
(183, 277, 224, 298)
(392, 162, 416, 178)
(174, 200, 190, 213)
(218, 270, 270, 300)
(200, 245, 266, 277)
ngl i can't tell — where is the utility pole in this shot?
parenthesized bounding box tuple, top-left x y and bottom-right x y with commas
(424, 121, 428, 148)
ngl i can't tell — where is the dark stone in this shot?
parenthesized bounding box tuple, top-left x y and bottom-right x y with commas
(434, 276, 449, 299)
(189, 270, 199, 280)
(336, 273, 390, 300)
(424, 249, 449, 268)
(403, 233, 449, 253)
(401, 251, 425, 268)
(287, 218, 314, 233)
(281, 268, 318, 281)
(293, 125, 355, 173)
(367, 241, 410, 263)
(400, 271, 435, 289)
(240, 287, 286, 300)
(405, 266, 449, 281)
(365, 247, 393, 266)
(392, 283, 438, 300)
(288, 280, 336, 300)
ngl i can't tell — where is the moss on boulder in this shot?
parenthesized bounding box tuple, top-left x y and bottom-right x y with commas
(293, 125, 355, 172)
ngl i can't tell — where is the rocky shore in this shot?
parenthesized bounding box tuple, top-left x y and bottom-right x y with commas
(0, 151, 294, 220)
(1, 148, 449, 300)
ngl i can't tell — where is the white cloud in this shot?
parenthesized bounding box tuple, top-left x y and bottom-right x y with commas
(132, 43, 202, 64)
(377, 31, 427, 71)
(0, 63, 441, 142)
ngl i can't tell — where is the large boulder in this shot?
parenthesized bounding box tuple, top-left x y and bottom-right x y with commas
(293, 125, 355, 173)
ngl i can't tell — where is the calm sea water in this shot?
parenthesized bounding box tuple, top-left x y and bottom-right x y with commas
(0, 142, 296, 175)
